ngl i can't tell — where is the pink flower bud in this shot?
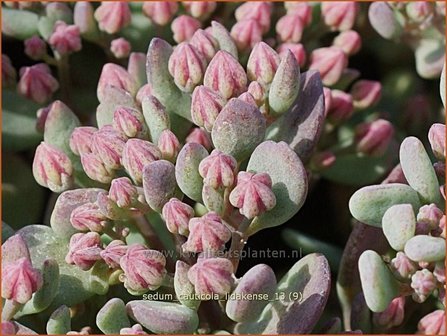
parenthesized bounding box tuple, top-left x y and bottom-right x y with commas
(24, 36, 47, 60)
(91, 127, 126, 171)
(428, 123, 445, 160)
(411, 269, 437, 300)
(17, 64, 59, 104)
(190, 29, 218, 62)
(112, 106, 146, 138)
(158, 129, 180, 161)
(191, 85, 226, 131)
(185, 127, 213, 151)
(311, 151, 336, 170)
(162, 198, 194, 236)
(70, 126, 97, 156)
(70, 202, 108, 232)
(391, 252, 418, 279)
(277, 43, 306, 67)
(230, 19, 263, 51)
(204, 50, 247, 99)
(417, 204, 444, 230)
(1, 321, 17, 334)
(238, 92, 257, 107)
(188, 257, 234, 296)
(418, 310, 446, 335)
(284, 2, 312, 26)
(309, 47, 348, 86)
(355, 119, 394, 156)
(120, 244, 167, 292)
(323, 87, 332, 116)
(142, 1, 178, 26)
(33, 142, 73, 192)
(109, 177, 138, 208)
(65, 232, 102, 271)
(350, 80, 382, 109)
(1, 258, 43, 304)
(171, 15, 201, 43)
(276, 13, 304, 43)
(321, 2, 359, 31)
(183, 1, 216, 20)
(120, 324, 147, 335)
(122, 139, 161, 184)
(433, 262, 445, 283)
(168, 42, 207, 93)
(97, 63, 138, 102)
(183, 212, 231, 253)
(333, 30, 362, 55)
(136, 84, 153, 106)
(198, 150, 237, 189)
(100, 240, 128, 269)
(81, 153, 114, 184)
(110, 38, 131, 59)
(2, 54, 16, 88)
(247, 42, 280, 85)
(406, 2, 433, 23)
(327, 90, 353, 122)
(373, 296, 405, 329)
(48, 21, 82, 55)
(247, 81, 266, 107)
(94, 1, 131, 34)
(235, 2, 272, 33)
(229, 171, 276, 219)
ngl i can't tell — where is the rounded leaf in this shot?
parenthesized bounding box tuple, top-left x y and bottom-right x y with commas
(246, 141, 307, 235)
(126, 300, 199, 334)
(399, 136, 441, 206)
(175, 143, 208, 202)
(97, 298, 131, 334)
(143, 160, 177, 212)
(349, 184, 421, 227)
(212, 98, 266, 162)
(404, 235, 446, 263)
(358, 250, 399, 312)
(382, 204, 416, 251)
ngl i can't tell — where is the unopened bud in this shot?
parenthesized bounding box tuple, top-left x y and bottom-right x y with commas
(171, 15, 201, 43)
(110, 38, 131, 59)
(18, 64, 59, 104)
(94, 2, 131, 34)
(142, 2, 178, 26)
(33, 142, 73, 192)
(65, 232, 102, 271)
(191, 85, 226, 131)
(350, 80, 382, 109)
(162, 198, 194, 236)
(24, 36, 47, 60)
(355, 119, 394, 156)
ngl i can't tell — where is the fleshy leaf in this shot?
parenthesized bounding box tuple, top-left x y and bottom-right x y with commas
(46, 305, 71, 335)
(414, 38, 445, 79)
(146, 38, 192, 122)
(141, 95, 170, 144)
(212, 99, 266, 162)
(368, 3, 401, 40)
(2, 91, 42, 151)
(50, 188, 106, 239)
(126, 300, 199, 334)
(2, 8, 39, 40)
(143, 160, 178, 212)
(14, 225, 95, 317)
(96, 85, 137, 128)
(226, 264, 276, 322)
(97, 298, 131, 334)
(211, 21, 238, 59)
(358, 250, 399, 312)
(175, 143, 208, 202)
(404, 235, 446, 262)
(349, 184, 421, 227)
(266, 70, 325, 163)
(399, 136, 441, 206)
(235, 253, 330, 334)
(246, 141, 307, 235)
(382, 204, 416, 251)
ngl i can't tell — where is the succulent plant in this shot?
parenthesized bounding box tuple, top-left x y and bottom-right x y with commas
(2, 1, 445, 335)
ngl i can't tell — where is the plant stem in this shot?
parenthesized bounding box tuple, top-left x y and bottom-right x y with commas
(55, 53, 71, 105)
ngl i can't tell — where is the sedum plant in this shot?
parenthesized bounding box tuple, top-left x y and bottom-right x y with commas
(1, 1, 445, 335)
(2, 3, 333, 334)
